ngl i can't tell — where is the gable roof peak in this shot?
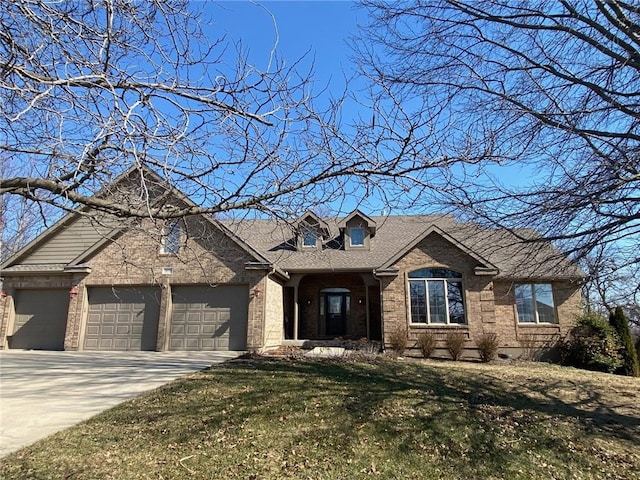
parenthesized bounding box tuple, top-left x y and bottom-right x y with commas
(293, 210, 330, 237)
(382, 223, 499, 274)
(338, 209, 377, 229)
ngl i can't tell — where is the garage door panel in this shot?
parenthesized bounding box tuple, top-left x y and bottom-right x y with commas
(115, 325, 130, 335)
(85, 325, 99, 336)
(214, 323, 229, 335)
(170, 285, 248, 351)
(201, 325, 216, 335)
(185, 325, 200, 335)
(85, 287, 160, 351)
(101, 325, 116, 335)
(130, 325, 143, 335)
(171, 324, 185, 335)
(10, 289, 69, 350)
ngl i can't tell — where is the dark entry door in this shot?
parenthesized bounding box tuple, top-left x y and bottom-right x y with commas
(326, 293, 347, 336)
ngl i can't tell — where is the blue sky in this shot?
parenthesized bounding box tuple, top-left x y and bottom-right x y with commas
(200, 1, 386, 214)
(194, 1, 537, 215)
(207, 1, 360, 88)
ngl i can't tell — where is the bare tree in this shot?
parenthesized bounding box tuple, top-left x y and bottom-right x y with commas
(0, 0, 428, 225)
(582, 244, 640, 330)
(355, 0, 640, 265)
(0, 156, 57, 261)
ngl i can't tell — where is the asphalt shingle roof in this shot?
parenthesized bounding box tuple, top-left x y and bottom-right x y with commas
(222, 215, 584, 280)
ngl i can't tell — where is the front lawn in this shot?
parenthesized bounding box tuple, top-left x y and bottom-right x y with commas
(2, 357, 639, 479)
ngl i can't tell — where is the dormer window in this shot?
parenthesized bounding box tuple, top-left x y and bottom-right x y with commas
(349, 227, 365, 247)
(302, 230, 317, 248)
(339, 210, 376, 251)
(294, 210, 330, 251)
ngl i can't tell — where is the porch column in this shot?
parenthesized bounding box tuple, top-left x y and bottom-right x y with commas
(365, 286, 370, 339)
(293, 284, 299, 340)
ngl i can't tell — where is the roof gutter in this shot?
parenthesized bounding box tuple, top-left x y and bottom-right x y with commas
(474, 266, 499, 276)
(245, 261, 290, 281)
(373, 268, 400, 278)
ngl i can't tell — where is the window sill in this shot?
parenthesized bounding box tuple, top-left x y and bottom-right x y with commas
(517, 323, 559, 327)
(410, 324, 468, 328)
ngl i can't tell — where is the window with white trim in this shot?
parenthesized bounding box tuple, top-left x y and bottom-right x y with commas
(161, 221, 181, 254)
(515, 283, 556, 323)
(409, 268, 465, 324)
(349, 226, 365, 246)
(302, 229, 317, 248)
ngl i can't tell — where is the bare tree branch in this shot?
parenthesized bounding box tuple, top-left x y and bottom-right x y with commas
(355, 0, 640, 270)
(1, 0, 440, 225)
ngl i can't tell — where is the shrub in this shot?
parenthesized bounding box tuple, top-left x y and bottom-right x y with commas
(519, 333, 537, 361)
(561, 312, 623, 373)
(416, 331, 437, 359)
(476, 333, 499, 363)
(520, 333, 561, 361)
(609, 306, 640, 377)
(445, 330, 467, 361)
(387, 325, 408, 357)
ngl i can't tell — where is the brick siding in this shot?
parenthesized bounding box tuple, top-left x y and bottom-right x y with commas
(2, 218, 268, 351)
(383, 232, 581, 358)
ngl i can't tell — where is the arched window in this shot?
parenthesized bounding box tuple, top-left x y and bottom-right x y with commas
(408, 268, 465, 324)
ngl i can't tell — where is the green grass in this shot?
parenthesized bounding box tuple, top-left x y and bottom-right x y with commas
(2, 357, 639, 479)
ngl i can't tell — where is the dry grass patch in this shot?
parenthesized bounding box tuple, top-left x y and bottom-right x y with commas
(2, 358, 639, 479)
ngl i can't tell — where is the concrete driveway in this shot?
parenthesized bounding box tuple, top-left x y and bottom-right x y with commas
(0, 350, 240, 458)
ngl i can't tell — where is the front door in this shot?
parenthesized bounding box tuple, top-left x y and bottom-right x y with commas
(326, 293, 347, 336)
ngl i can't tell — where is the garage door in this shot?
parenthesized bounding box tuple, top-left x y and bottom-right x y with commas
(10, 289, 69, 350)
(85, 287, 161, 351)
(170, 285, 248, 351)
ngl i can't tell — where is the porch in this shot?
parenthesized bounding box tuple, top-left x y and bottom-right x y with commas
(282, 272, 382, 342)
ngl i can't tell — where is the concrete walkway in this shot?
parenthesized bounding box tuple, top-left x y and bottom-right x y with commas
(0, 350, 240, 458)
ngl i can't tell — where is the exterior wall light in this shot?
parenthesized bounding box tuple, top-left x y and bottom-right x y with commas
(251, 286, 262, 297)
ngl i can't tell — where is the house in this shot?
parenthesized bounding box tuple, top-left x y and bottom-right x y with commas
(0, 173, 583, 358)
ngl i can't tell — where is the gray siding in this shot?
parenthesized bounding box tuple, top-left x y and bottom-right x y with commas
(20, 215, 118, 265)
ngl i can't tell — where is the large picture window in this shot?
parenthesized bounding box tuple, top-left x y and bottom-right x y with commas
(409, 268, 465, 324)
(515, 283, 556, 323)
